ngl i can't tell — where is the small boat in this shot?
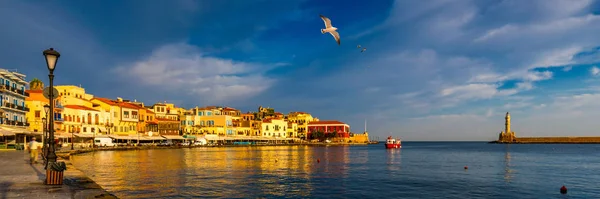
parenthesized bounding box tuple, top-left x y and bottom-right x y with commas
(385, 136, 402, 149)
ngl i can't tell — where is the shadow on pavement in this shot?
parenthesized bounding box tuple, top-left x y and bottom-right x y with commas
(0, 181, 14, 199)
(29, 163, 45, 182)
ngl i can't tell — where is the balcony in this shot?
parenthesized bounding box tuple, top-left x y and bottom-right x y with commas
(54, 118, 64, 122)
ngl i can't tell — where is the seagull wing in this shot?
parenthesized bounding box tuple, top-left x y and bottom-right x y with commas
(329, 30, 341, 45)
(320, 15, 333, 28)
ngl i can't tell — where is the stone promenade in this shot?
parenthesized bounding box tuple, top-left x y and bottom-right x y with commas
(0, 150, 118, 199)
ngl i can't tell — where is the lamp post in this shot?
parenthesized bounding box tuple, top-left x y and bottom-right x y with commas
(43, 48, 60, 164)
(43, 104, 50, 159)
(41, 118, 47, 157)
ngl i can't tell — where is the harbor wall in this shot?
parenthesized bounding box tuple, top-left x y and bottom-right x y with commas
(491, 136, 600, 144)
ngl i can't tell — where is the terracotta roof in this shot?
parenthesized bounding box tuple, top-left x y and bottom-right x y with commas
(118, 102, 141, 109)
(64, 105, 98, 111)
(146, 109, 155, 114)
(26, 89, 43, 94)
(308, 120, 347, 125)
(223, 107, 238, 111)
(275, 112, 283, 115)
(262, 118, 272, 123)
(92, 97, 118, 106)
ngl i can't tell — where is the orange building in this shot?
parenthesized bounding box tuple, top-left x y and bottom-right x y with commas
(25, 89, 64, 133)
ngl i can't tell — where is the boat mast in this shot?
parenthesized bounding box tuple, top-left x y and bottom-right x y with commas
(364, 119, 367, 132)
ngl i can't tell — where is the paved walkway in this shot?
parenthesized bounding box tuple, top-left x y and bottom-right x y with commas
(0, 150, 118, 199)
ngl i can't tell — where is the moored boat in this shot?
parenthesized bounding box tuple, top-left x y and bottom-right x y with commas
(385, 136, 401, 149)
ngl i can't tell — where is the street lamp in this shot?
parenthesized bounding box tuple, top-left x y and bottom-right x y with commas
(43, 48, 60, 164)
(43, 104, 50, 154)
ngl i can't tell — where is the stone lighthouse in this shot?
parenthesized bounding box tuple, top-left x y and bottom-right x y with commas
(498, 112, 516, 142)
(505, 112, 510, 134)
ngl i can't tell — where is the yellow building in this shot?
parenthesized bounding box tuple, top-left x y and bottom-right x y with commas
(25, 89, 64, 133)
(286, 121, 298, 138)
(90, 97, 120, 134)
(113, 98, 140, 136)
(287, 112, 316, 139)
(233, 120, 252, 136)
(55, 85, 95, 107)
(261, 118, 288, 138)
(62, 105, 111, 135)
(151, 102, 180, 121)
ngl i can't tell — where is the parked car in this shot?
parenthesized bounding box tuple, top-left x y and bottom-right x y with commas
(158, 141, 173, 146)
(94, 138, 116, 147)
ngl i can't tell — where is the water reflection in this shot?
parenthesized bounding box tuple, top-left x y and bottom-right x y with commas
(386, 149, 402, 171)
(504, 145, 513, 182)
(72, 146, 353, 198)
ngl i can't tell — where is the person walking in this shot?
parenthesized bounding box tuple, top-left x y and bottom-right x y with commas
(27, 137, 41, 164)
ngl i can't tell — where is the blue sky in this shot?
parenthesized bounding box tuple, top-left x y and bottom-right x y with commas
(2, 0, 600, 141)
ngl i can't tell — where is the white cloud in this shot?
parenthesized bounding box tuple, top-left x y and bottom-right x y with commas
(113, 43, 281, 104)
(563, 66, 573, 72)
(590, 66, 600, 76)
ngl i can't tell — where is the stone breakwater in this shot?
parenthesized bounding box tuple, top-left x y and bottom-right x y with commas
(489, 136, 600, 144)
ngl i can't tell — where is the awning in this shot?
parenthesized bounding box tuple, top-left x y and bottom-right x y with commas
(144, 136, 165, 140)
(75, 133, 95, 138)
(98, 127, 108, 133)
(203, 135, 225, 141)
(161, 135, 185, 140)
(183, 135, 196, 139)
(109, 135, 142, 140)
(55, 133, 71, 138)
(0, 129, 15, 136)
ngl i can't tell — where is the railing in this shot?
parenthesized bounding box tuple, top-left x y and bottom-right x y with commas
(54, 118, 64, 122)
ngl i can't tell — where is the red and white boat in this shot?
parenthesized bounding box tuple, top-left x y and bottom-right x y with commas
(385, 136, 402, 149)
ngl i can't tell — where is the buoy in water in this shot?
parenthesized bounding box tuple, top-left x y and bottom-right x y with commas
(560, 185, 567, 194)
(464, 166, 468, 170)
(317, 158, 320, 163)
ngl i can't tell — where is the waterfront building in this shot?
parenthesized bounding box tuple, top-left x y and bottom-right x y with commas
(307, 120, 351, 138)
(62, 104, 111, 137)
(55, 85, 96, 107)
(287, 112, 317, 139)
(233, 120, 252, 136)
(89, 97, 120, 134)
(114, 98, 140, 136)
(25, 89, 63, 133)
(0, 69, 29, 127)
(287, 121, 298, 138)
(261, 118, 288, 138)
(156, 117, 180, 135)
(151, 102, 180, 121)
(127, 102, 157, 136)
(181, 110, 198, 135)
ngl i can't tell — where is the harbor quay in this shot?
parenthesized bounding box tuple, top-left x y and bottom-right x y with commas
(0, 150, 117, 199)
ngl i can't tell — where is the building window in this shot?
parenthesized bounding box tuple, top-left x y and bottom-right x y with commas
(124, 111, 129, 118)
(132, 111, 138, 119)
(83, 127, 87, 132)
(35, 111, 41, 118)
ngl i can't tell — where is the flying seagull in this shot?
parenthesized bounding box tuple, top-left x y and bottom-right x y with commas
(357, 45, 361, 49)
(361, 48, 367, 52)
(320, 14, 340, 45)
